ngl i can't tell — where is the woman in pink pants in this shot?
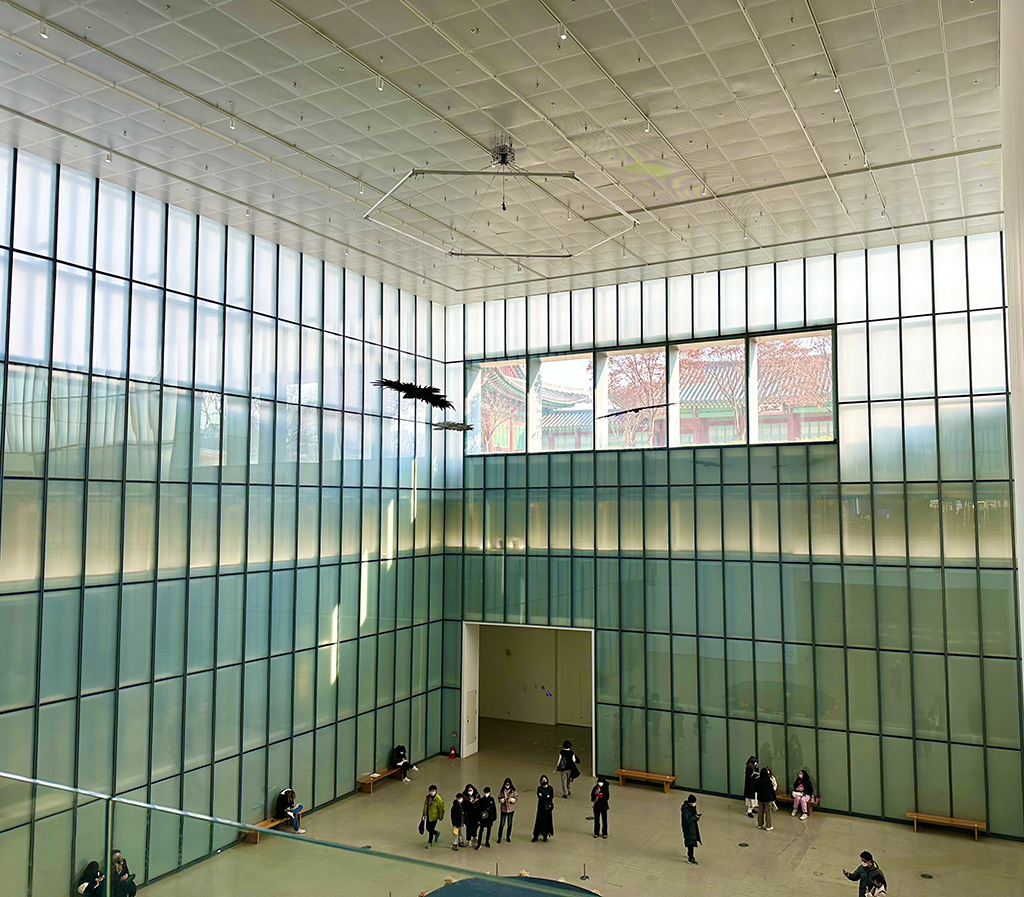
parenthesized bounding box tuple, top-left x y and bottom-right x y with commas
(791, 770, 814, 819)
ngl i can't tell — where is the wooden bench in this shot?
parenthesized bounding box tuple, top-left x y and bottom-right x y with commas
(615, 768, 676, 794)
(775, 792, 815, 815)
(356, 766, 404, 794)
(906, 811, 986, 841)
(240, 811, 302, 844)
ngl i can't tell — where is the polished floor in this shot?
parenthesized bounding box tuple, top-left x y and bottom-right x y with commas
(146, 720, 1022, 897)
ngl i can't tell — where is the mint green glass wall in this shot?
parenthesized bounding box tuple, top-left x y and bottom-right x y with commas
(0, 146, 449, 891)
(443, 238, 1024, 838)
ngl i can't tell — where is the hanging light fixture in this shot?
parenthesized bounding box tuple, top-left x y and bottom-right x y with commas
(229, 117, 236, 130)
(39, 20, 48, 38)
(376, 75, 384, 91)
(558, 23, 567, 40)
(644, 121, 650, 133)
(105, 151, 112, 163)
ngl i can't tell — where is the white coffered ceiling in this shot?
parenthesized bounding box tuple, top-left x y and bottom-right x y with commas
(0, 0, 1001, 301)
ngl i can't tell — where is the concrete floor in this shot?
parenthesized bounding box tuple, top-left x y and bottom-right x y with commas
(145, 719, 1023, 897)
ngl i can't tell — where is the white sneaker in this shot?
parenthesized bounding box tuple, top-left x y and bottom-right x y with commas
(791, 809, 797, 816)
(297, 829, 306, 834)
(800, 813, 808, 820)
(412, 765, 419, 771)
(765, 826, 774, 832)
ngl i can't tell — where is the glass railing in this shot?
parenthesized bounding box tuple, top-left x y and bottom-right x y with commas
(0, 770, 597, 897)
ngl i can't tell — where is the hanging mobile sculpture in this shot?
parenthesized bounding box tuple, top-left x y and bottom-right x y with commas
(432, 421, 473, 432)
(597, 402, 676, 420)
(371, 377, 455, 411)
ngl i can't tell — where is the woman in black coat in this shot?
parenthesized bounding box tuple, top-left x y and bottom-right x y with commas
(76, 861, 103, 895)
(755, 767, 777, 831)
(462, 783, 480, 846)
(680, 794, 701, 865)
(531, 775, 555, 842)
(743, 756, 759, 817)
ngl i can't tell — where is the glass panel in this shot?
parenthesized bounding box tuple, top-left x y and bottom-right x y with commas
(751, 331, 833, 443)
(466, 361, 526, 454)
(57, 165, 95, 266)
(14, 152, 55, 255)
(596, 347, 666, 449)
(528, 355, 593, 452)
(675, 339, 745, 446)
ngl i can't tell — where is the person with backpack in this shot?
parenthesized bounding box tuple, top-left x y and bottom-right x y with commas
(590, 776, 610, 839)
(680, 794, 702, 865)
(475, 787, 497, 848)
(556, 740, 580, 798)
(421, 785, 445, 848)
(843, 851, 884, 897)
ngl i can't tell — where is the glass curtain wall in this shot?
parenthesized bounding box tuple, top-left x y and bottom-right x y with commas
(0, 145, 450, 890)
(443, 235, 1024, 838)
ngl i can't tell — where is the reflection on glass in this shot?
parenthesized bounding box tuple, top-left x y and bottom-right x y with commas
(674, 340, 746, 445)
(466, 361, 527, 454)
(751, 331, 833, 443)
(597, 348, 667, 449)
(528, 355, 593, 451)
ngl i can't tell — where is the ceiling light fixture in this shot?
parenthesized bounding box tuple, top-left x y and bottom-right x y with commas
(833, 80, 840, 93)
(39, 21, 48, 39)
(644, 121, 650, 133)
(229, 117, 236, 130)
(105, 151, 112, 163)
(376, 75, 384, 91)
(359, 183, 364, 194)
(558, 24, 567, 40)
(863, 155, 869, 168)
(245, 207, 251, 217)
(701, 185, 707, 196)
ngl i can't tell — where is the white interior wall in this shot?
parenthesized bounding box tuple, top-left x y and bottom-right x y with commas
(477, 625, 592, 727)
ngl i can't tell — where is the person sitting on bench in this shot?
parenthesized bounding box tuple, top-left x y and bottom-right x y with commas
(274, 788, 305, 833)
(390, 744, 418, 783)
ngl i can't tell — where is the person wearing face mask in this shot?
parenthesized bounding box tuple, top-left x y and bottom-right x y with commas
(743, 756, 759, 818)
(496, 778, 518, 843)
(590, 776, 610, 839)
(843, 851, 884, 897)
(451, 793, 466, 850)
(421, 785, 445, 849)
(475, 787, 497, 848)
(680, 794, 702, 865)
(866, 871, 886, 897)
(462, 783, 479, 847)
(531, 775, 555, 842)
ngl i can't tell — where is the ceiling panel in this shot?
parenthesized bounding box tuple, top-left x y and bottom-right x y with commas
(0, 0, 1001, 301)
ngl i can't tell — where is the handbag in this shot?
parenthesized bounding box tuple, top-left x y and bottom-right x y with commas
(544, 799, 554, 812)
(418, 818, 425, 835)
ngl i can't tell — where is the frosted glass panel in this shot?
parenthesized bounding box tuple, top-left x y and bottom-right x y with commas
(748, 264, 773, 331)
(967, 232, 1002, 309)
(901, 317, 934, 398)
(14, 152, 55, 255)
(934, 237, 967, 312)
(528, 294, 547, 352)
(805, 255, 834, 324)
(641, 279, 666, 341)
(57, 166, 95, 267)
(776, 260, 803, 328)
(693, 273, 718, 337)
(869, 320, 901, 400)
(596, 285, 617, 346)
(667, 276, 692, 339)
(506, 296, 526, 354)
(836, 251, 866, 322)
(970, 309, 1005, 393)
(900, 242, 932, 315)
(934, 314, 970, 395)
(720, 268, 745, 333)
(867, 246, 898, 319)
(550, 290, 570, 350)
(836, 324, 867, 402)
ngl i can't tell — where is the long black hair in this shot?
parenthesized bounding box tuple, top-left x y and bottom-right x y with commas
(463, 782, 477, 799)
(539, 774, 549, 787)
(81, 861, 100, 881)
(745, 756, 758, 774)
(794, 768, 814, 791)
(502, 777, 516, 792)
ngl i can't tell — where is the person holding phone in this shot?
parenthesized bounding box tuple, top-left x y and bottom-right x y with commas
(680, 794, 702, 865)
(111, 850, 137, 897)
(843, 851, 884, 897)
(76, 861, 103, 894)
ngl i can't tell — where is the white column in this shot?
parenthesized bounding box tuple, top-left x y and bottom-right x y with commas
(1001, 1, 1024, 688)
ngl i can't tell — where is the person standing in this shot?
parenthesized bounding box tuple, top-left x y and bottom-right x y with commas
(451, 793, 466, 850)
(680, 794, 702, 865)
(590, 777, 610, 839)
(791, 769, 814, 820)
(843, 852, 884, 897)
(421, 785, 445, 848)
(756, 767, 777, 831)
(556, 741, 580, 798)
(531, 775, 555, 842)
(274, 788, 305, 833)
(743, 756, 759, 818)
(497, 777, 518, 843)
(475, 787, 497, 848)
(463, 783, 479, 847)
